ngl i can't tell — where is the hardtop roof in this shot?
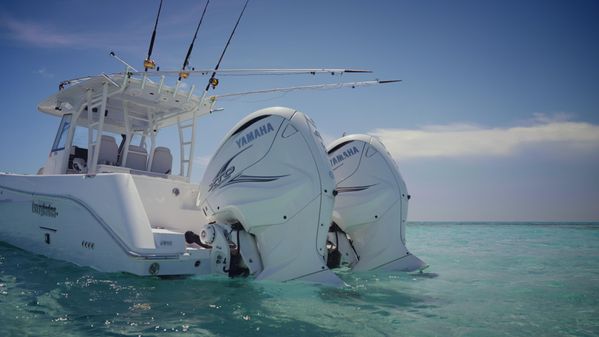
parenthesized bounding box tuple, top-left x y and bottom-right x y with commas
(37, 74, 213, 134)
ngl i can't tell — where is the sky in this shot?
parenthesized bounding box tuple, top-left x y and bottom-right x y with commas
(0, 0, 598, 221)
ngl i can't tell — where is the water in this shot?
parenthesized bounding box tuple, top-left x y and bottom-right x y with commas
(1, 223, 598, 337)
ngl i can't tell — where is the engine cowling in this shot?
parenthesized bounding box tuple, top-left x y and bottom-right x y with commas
(197, 107, 342, 285)
(327, 134, 427, 272)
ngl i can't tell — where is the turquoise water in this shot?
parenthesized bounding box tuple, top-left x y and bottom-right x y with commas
(1, 223, 598, 336)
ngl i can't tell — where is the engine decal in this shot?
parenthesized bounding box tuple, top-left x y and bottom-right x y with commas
(329, 145, 360, 167)
(208, 146, 251, 192)
(235, 122, 275, 148)
(220, 174, 289, 189)
(336, 184, 377, 193)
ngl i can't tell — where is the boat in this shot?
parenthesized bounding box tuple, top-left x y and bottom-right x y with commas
(0, 0, 426, 285)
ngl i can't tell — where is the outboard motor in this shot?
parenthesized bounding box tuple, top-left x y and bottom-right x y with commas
(327, 134, 427, 272)
(196, 107, 342, 285)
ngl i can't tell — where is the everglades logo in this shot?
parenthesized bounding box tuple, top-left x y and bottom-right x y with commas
(32, 201, 58, 218)
(330, 146, 360, 167)
(236, 123, 275, 148)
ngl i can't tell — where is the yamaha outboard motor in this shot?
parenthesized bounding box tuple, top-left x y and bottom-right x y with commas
(327, 134, 427, 272)
(196, 107, 342, 285)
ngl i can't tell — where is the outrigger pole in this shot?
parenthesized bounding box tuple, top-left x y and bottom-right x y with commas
(179, 0, 210, 81)
(145, 0, 163, 71)
(205, 0, 250, 92)
(124, 68, 371, 77)
(215, 80, 402, 99)
(61, 68, 374, 90)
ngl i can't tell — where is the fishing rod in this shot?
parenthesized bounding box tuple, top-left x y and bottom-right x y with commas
(179, 0, 210, 80)
(144, 0, 163, 71)
(205, 0, 250, 92)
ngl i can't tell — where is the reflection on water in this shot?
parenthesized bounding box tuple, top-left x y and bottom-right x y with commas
(411, 272, 439, 279)
(0, 242, 439, 337)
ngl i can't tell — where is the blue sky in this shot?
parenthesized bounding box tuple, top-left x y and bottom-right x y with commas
(0, 0, 598, 221)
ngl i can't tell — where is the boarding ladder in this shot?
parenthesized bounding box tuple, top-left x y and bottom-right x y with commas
(86, 83, 109, 174)
(177, 111, 197, 179)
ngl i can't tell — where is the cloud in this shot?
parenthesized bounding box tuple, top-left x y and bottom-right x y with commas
(319, 131, 337, 148)
(0, 12, 142, 51)
(194, 155, 212, 169)
(0, 14, 87, 48)
(370, 114, 599, 160)
(35, 68, 54, 78)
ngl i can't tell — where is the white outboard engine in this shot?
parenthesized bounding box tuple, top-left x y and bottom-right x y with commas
(326, 134, 427, 272)
(196, 107, 342, 285)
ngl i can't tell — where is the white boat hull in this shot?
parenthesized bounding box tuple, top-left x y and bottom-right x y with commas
(0, 173, 210, 276)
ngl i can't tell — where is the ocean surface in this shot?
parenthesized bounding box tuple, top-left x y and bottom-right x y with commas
(1, 222, 598, 337)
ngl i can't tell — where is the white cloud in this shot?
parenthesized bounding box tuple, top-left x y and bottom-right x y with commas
(1, 14, 86, 48)
(370, 115, 599, 160)
(0, 12, 141, 51)
(194, 155, 212, 169)
(35, 68, 54, 78)
(319, 131, 337, 148)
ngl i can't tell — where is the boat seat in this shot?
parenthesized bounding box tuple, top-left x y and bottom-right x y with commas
(123, 145, 148, 171)
(96, 135, 118, 165)
(150, 146, 172, 174)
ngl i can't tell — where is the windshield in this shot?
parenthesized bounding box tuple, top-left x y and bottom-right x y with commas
(51, 114, 72, 152)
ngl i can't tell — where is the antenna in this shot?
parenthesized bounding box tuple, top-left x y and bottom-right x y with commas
(179, 0, 210, 80)
(205, 0, 250, 92)
(145, 0, 163, 71)
(110, 51, 138, 72)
